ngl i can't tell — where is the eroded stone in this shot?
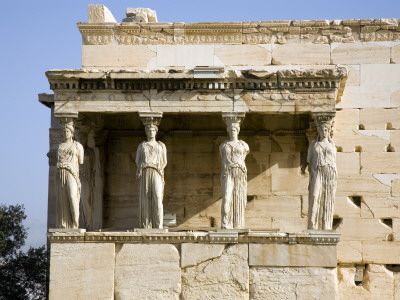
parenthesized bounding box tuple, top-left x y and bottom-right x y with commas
(250, 267, 337, 300)
(181, 243, 225, 268)
(338, 264, 394, 300)
(115, 244, 181, 300)
(88, 4, 117, 23)
(181, 244, 249, 299)
(49, 243, 115, 300)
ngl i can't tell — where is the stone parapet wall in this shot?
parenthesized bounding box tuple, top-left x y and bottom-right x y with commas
(48, 231, 338, 299)
(81, 42, 400, 68)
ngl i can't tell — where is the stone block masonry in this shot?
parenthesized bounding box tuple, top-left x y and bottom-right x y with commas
(48, 231, 339, 300)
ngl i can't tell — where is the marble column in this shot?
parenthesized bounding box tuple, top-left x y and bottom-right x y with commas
(54, 115, 84, 229)
(76, 118, 108, 231)
(305, 112, 337, 231)
(136, 112, 166, 229)
(220, 112, 249, 229)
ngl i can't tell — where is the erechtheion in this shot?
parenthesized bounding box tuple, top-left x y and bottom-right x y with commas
(41, 5, 400, 299)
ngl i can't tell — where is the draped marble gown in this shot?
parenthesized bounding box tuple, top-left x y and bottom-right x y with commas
(307, 138, 337, 230)
(136, 141, 167, 228)
(56, 140, 84, 229)
(220, 140, 250, 229)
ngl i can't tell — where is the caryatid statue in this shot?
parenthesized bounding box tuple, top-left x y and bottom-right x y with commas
(305, 113, 337, 230)
(136, 112, 167, 229)
(55, 118, 84, 229)
(220, 112, 249, 229)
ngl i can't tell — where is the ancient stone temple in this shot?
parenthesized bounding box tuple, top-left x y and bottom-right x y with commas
(41, 5, 400, 299)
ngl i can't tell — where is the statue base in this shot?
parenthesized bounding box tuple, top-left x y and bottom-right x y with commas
(48, 228, 86, 233)
(48, 231, 340, 299)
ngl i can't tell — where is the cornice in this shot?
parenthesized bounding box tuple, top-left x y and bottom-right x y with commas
(45, 67, 347, 94)
(77, 19, 400, 45)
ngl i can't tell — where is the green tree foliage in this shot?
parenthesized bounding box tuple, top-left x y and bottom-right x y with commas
(0, 204, 47, 300)
(0, 204, 27, 258)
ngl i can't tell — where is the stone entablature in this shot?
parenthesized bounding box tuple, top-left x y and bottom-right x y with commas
(78, 18, 400, 45)
(46, 68, 347, 91)
(46, 67, 347, 115)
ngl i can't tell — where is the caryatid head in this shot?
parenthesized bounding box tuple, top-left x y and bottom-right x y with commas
(222, 112, 245, 142)
(314, 113, 335, 141)
(145, 124, 158, 141)
(139, 111, 163, 141)
(62, 122, 75, 141)
(227, 122, 240, 141)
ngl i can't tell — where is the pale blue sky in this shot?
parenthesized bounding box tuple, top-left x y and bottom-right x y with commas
(1, 0, 399, 248)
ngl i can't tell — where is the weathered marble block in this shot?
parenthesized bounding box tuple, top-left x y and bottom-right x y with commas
(181, 244, 249, 300)
(115, 244, 181, 300)
(48, 231, 341, 299)
(250, 267, 337, 300)
(49, 243, 115, 300)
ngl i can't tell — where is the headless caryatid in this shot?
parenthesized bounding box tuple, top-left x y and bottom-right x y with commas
(77, 130, 96, 230)
(55, 119, 84, 229)
(304, 114, 337, 230)
(136, 112, 166, 229)
(220, 113, 249, 229)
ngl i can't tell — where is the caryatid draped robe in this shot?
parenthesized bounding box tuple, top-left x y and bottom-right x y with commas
(136, 141, 167, 228)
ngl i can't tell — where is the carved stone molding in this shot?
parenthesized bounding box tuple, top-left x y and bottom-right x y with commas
(209, 232, 239, 243)
(138, 111, 163, 127)
(312, 112, 336, 125)
(221, 112, 245, 125)
(78, 19, 400, 45)
(48, 231, 341, 245)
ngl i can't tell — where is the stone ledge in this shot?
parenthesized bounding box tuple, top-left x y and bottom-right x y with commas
(47, 230, 341, 245)
(46, 67, 347, 91)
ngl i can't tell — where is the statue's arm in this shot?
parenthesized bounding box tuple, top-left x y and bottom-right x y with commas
(243, 141, 250, 155)
(302, 141, 314, 174)
(161, 142, 167, 169)
(135, 144, 143, 178)
(219, 142, 224, 157)
(77, 142, 84, 165)
(332, 142, 338, 175)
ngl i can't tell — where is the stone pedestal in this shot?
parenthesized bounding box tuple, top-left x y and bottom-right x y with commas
(48, 231, 340, 299)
